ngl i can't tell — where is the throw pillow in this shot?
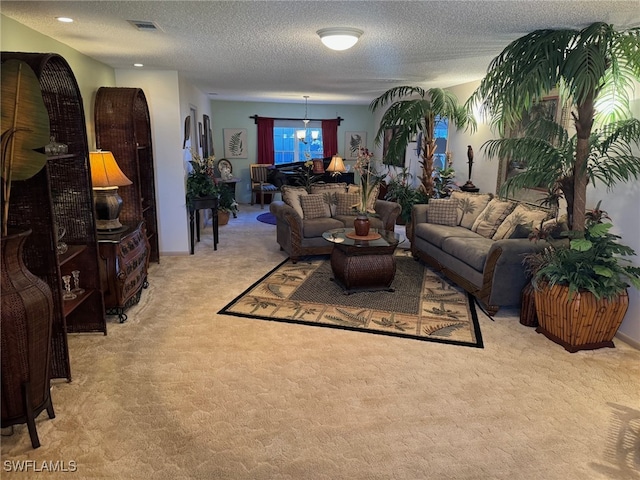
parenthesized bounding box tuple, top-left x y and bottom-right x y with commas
(300, 194, 331, 219)
(450, 191, 493, 229)
(281, 185, 308, 218)
(472, 198, 516, 238)
(348, 183, 380, 213)
(492, 204, 550, 240)
(427, 198, 458, 226)
(310, 183, 347, 216)
(335, 192, 360, 216)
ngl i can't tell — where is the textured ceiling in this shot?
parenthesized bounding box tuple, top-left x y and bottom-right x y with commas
(2, 1, 639, 105)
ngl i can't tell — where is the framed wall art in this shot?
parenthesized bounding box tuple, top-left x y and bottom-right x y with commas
(345, 131, 366, 160)
(496, 95, 570, 203)
(223, 128, 248, 159)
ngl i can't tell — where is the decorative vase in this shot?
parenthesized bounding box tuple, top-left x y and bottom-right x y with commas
(353, 214, 370, 237)
(533, 282, 629, 352)
(1, 229, 55, 448)
(218, 210, 230, 226)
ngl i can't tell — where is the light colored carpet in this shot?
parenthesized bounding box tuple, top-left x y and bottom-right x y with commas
(2, 204, 639, 480)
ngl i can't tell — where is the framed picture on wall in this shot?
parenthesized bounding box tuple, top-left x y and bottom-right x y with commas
(223, 128, 248, 158)
(345, 131, 366, 160)
(496, 95, 569, 202)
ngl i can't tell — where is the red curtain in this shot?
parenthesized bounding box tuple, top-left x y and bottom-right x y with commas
(256, 117, 274, 164)
(322, 119, 339, 158)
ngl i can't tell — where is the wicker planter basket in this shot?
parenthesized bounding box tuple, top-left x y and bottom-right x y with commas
(533, 283, 629, 352)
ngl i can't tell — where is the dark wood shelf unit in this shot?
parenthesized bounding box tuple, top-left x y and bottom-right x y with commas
(95, 87, 160, 263)
(1, 52, 108, 380)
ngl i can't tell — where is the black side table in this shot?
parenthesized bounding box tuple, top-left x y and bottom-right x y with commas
(188, 196, 219, 254)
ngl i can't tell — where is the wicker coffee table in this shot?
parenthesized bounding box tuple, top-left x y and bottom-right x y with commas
(322, 228, 402, 294)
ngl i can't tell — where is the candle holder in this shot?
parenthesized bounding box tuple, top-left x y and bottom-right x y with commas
(62, 275, 77, 300)
(71, 270, 85, 295)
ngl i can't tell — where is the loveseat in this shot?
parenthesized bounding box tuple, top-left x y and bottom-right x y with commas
(410, 192, 556, 315)
(270, 182, 401, 262)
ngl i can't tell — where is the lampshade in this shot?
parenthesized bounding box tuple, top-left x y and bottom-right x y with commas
(296, 130, 306, 141)
(326, 155, 346, 175)
(317, 27, 363, 51)
(89, 151, 132, 188)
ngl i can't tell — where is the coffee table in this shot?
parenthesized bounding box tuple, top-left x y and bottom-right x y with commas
(322, 228, 402, 294)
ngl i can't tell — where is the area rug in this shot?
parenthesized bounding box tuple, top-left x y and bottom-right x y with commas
(219, 251, 483, 348)
(256, 212, 277, 225)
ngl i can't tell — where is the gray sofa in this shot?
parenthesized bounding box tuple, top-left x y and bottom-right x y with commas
(410, 195, 554, 315)
(270, 183, 401, 262)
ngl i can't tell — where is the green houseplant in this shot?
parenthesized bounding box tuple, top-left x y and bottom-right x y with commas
(186, 150, 217, 209)
(370, 87, 475, 197)
(525, 204, 640, 351)
(383, 165, 429, 225)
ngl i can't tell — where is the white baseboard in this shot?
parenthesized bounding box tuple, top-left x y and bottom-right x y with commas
(615, 331, 640, 350)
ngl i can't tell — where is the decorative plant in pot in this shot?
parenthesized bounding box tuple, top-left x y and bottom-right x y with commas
(186, 149, 217, 209)
(524, 204, 640, 351)
(1, 59, 56, 448)
(370, 87, 476, 197)
(351, 146, 384, 236)
(216, 182, 238, 226)
(471, 21, 640, 350)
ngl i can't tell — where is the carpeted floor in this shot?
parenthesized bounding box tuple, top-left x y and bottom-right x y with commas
(1, 204, 639, 480)
(219, 253, 482, 347)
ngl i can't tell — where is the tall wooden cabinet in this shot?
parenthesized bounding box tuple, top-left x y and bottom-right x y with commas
(94, 87, 159, 263)
(2, 52, 107, 380)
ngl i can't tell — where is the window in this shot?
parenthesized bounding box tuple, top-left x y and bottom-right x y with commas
(273, 121, 323, 165)
(433, 117, 449, 170)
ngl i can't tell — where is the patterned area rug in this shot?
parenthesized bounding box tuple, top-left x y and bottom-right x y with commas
(219, 251, 483, 347)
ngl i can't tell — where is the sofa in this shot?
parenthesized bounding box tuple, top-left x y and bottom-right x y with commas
(270, 182, 401, 262)
(410, 192, 557, 315)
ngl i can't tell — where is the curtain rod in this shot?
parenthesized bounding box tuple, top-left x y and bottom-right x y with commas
(250, 115, 343, 125)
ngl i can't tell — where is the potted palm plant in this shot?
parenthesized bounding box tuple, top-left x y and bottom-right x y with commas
(370, 87, 476, 197)
(472, 22, 640, 350)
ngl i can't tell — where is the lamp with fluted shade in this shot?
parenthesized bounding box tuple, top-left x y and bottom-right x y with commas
(89, 151, 132, 231)
(326, 154, 346, 177)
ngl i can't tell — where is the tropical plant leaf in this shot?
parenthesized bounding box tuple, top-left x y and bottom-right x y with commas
(1, 59, 49, 182)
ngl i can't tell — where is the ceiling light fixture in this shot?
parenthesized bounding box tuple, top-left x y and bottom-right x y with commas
(133, 63, 144, 67)
(317, 27, 363, 51)
(56, 17, 74, 23)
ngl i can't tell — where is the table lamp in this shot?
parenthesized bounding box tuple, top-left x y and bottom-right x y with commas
(89, 151, 132, 231)
(326, 154, 346, 176)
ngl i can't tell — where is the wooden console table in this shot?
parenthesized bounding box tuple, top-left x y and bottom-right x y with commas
(189, 196, 219, 254)
(97, 222, 150, 322)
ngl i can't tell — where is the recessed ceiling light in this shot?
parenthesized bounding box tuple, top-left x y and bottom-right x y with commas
(317, 27, 363, 51)
(133, 63, 144, 68)
(56, 17, 74, 23)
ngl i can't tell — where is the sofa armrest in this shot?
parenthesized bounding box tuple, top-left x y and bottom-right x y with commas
(270, 201, 303, 234)
(411, 203, 429, 225)
(490, 238, 549, 266)
(374, 199, 401, 231)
